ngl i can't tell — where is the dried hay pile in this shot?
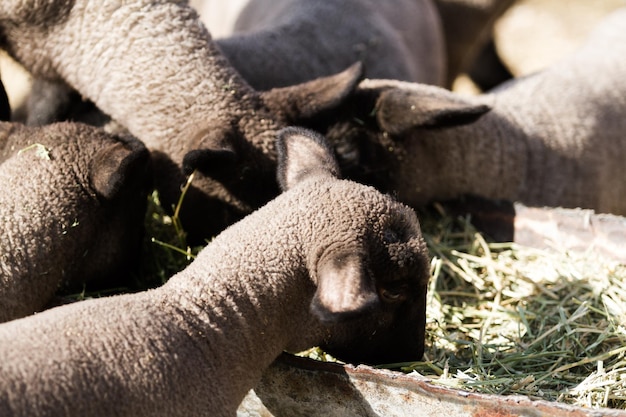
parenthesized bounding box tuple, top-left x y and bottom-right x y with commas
(400, 209, 626, 410)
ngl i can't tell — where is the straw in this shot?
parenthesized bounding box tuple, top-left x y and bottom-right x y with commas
(393, 211, 626, 409)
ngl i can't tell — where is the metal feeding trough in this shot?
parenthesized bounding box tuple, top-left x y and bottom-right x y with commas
(238, 203, 626, 417)
(441, 198, 626, 264)
(238, 354, 626, 417)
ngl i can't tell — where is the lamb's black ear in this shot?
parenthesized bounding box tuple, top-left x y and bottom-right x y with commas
(90, 139, 150, 200)
(0, 77, 10, 122)
(182, 127, 238, 177)
(311, 250, 379, 323)
(375, 84, 492, 135)
(276, 127, 340, 191)
(261, 62, 363, 122)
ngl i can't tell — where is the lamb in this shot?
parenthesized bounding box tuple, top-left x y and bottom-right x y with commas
(0, 121, 151, 323)
(0, 0, 362, 242)
(216, 0, 446, 90)
(0, 127, 430, 417)
(307, 7, 626, 216)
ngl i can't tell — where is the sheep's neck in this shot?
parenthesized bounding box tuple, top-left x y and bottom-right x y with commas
(160, 226, 316, 413)
(480, 59, 626, 212)
(407, 102, 587, 207)
(398, 74, 613, 209)
(14, 2, 268, 157)
(453, 103, 531, 202)
(390, 112, 527, 207)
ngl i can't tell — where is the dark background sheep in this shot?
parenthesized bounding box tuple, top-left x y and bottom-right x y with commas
(215, 0, 445, 89)
(0, 121, 151, 322)
(0, 127, 430, 417)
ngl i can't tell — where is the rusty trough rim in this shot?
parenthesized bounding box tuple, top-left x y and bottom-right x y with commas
(259, 353, 626, 417)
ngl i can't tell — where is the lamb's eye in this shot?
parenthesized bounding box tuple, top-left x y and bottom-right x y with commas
(383, 229, 400, 244)
(239, 165, 251, 180)
(379, 287, 407, 304)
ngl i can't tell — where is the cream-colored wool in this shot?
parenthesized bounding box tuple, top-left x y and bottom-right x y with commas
(0, 121, 151, 322)
(0, 128, 430, 417)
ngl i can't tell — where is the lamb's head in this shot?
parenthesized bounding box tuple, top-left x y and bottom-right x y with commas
(4, 123, 152, 287)
(277, 127, 431, 365)
(166, 63, 364, 245)
(312, 204, 430, 365)
(308, 80, 493, 205)
(0, 122, 151, 320)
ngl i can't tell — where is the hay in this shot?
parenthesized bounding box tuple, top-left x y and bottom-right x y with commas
(59, 186, 201, 299)
(394, 210, 626, 409)
(137, 173, 209, 289)
(17, 143, 51, 160)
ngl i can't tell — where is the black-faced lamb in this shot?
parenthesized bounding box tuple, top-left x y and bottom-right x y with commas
(0, 127, 430, 417)
(0, 122, 151, 323)
(308, 7, 626, 216)
(0, 0, 364, 242)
